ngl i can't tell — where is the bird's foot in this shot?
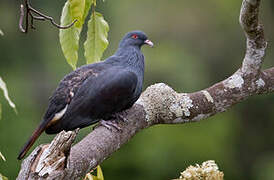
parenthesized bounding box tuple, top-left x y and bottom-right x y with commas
(99, 120, 122, 132)
(112, 112, 128, 122)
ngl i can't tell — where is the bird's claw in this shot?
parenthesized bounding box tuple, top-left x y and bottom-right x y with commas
(112, 113, 128, 122)
(98, 120, 122, 132)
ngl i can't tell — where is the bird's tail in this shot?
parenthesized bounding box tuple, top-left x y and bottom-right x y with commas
(17, 120, 49, 160)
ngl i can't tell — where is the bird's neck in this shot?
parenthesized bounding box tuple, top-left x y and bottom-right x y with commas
(112, 46, 144, 69)
(108, 46, 145, 91)
(115, 45, 140, 55)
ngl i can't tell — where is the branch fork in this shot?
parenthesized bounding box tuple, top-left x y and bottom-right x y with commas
(19, 0, 76, 33)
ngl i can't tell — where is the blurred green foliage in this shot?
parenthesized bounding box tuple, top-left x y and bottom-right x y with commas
(0, 0, 273, 179)
(0, 77, 17, 115)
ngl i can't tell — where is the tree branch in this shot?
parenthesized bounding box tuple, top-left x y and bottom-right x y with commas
(17, 0, 274, 179)
(19, 0, 76, 33)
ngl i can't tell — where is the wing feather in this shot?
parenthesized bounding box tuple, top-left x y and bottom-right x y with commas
(46, 67, 138, 133)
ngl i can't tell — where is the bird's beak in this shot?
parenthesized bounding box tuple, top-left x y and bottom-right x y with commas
(144, 39, 154, 47)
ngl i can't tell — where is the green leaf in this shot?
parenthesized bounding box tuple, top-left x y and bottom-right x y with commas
(0, 103, 2, 120)
(0, 29, 4, 36)
(0, 77, 16, 113)
(96, 165, 104, 180)
(0, 152, 6, 161)
(0, 173, 8, 180)
(83, 0, 93, 21)
(59, 2, 82, 70)
(69, 0, 86, 27)
(84, 12, 109, 63)
(91, 0, 96, 6)
(0, 151, 6, 161)
(84, 166, 104, 180)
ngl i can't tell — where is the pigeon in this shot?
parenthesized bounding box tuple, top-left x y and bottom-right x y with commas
(18, 31, 153, 160)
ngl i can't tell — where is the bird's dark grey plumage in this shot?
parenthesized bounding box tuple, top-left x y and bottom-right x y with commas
(18, 31, 153, 160)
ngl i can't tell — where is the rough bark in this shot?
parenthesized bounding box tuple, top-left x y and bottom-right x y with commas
(17, 0, 274, 179)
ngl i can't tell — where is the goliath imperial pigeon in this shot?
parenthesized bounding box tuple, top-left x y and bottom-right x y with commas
(18, 31, 153, 160)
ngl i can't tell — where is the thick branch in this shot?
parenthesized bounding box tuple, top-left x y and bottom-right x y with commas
(240, 0, 267, 75)
(17, 0, 273, 179)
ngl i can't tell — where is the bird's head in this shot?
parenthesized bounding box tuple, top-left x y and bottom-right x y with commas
(119, 31, 154, 48)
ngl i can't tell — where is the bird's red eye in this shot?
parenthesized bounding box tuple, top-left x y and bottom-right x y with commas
(132, 34, 138, 39)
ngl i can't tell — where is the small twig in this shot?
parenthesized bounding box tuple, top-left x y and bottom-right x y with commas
(29, 12, 45, 30)
(30, 12, 35, 29)
(31, 14, 46, 21)
(19, 4, 26, 33)
(19, 0, 76, 33)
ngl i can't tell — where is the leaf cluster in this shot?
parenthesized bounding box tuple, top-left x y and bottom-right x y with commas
(59, 0, 109, 69)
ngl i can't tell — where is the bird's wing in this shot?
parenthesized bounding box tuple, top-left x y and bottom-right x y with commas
(46, 67, 138, 133)
(17, 64, 103, 159)
(44, 65, 101, 122)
